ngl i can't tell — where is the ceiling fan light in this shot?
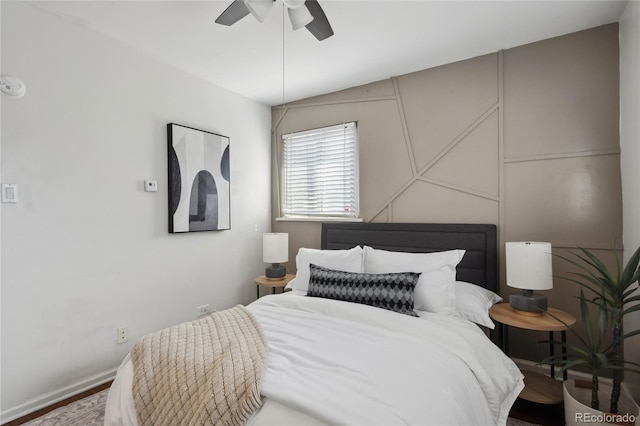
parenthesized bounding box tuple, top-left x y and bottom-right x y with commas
(244, 0, 273, 23)
(288, 5, 313, 30)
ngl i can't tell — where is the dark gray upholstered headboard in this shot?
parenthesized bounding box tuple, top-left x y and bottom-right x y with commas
(321, 223, 497, 293)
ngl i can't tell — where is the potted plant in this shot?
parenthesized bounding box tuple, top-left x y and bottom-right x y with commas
(544, 246, 640, 425)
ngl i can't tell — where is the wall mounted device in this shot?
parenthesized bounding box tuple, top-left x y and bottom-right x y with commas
(144, 180, 158, 192)
(2, 184, 19, 203)
(0, 75, 26, 98)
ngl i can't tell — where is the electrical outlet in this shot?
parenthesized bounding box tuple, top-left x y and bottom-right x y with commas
(197, 304, 211, 316)
(117, 327, 128, 344)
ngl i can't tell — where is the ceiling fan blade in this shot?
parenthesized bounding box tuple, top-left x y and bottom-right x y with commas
(215, 0, 251, 26)
(304, 0, 334, 41)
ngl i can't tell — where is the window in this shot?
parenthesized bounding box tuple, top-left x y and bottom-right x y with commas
(281, 122, 359, 220)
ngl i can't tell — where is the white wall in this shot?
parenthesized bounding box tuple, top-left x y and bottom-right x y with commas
(620, 0, 640, 403)
(0, 0, 4, 417)
(0, 1, 272, 420)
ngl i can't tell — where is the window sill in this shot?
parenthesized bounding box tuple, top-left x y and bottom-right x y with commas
(276, 217, 364, 223)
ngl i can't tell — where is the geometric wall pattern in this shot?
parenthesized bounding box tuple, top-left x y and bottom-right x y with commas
(275, 53, 502, 227)
(271, 24, 622, 361)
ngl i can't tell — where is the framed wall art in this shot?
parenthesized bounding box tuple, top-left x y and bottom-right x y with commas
(167, 123, 230, 233)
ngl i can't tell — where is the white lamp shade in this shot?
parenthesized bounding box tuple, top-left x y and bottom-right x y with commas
(244, 0, 273, 23)
(287, 5, 313, 30)
(506, 242, 553, 291)
(263, 233, 288, 263)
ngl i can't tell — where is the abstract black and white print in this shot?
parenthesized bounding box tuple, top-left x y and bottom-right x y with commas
(168, 123, 230, 233)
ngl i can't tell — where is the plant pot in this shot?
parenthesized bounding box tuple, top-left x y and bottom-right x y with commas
(564, 380, 640, 426)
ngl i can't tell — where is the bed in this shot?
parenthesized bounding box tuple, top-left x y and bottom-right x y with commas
(105, 222, 524, 426)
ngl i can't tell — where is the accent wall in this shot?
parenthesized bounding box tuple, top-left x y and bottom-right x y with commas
(271, 24, 624, 373)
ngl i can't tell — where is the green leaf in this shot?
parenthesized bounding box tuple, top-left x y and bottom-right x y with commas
(621, 359, 640, 368)
(598, 299, 609, 345)
(559, 273, 608, 297)
(623, 304, 640, 315)
(620, 246, 640, 287)
(608, 365, 640, 375)
(595, 352, 609, 368)
(609, 307, 622, 324)
(580, 291, 595, 348)
(622, 329, 640, 340)
(622, 289, 640, 300)
(559, 360, 589, 371)
(544, 309, 589, 347)
(579, 248, 615, 284)
(552, 245, 640, 390)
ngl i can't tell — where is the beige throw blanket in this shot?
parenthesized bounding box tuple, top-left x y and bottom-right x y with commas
(131, 305, 268, 426)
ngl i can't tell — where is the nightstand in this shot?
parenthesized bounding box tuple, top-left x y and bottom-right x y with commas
(254, 273, 296, 299)
(489, 302, 576, 404)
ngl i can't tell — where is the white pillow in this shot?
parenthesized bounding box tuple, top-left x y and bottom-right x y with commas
(289, 246, 364, 293)
(455, 281, 502, 329)
(363, 246, 465, 315)
(284, 277, 298, 291)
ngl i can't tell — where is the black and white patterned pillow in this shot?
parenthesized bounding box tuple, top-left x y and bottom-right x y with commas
(306, 263, 420, 317)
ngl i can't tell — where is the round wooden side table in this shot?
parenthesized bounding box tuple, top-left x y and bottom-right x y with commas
(489, 302, 576, 404)
(254, 273, 296, 299)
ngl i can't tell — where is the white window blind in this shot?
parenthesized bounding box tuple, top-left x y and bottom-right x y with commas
(281, 122, 359, 219)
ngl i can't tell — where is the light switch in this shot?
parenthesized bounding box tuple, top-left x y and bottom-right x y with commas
(2, 184, 18, 203)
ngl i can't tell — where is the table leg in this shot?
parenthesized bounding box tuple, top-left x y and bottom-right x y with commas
(561, 330, 568, 381)
(272, 287, 276, 294)
(256, 285, 259, 299)
(549, 331, 555, 379)
(501, 323, 509, 356)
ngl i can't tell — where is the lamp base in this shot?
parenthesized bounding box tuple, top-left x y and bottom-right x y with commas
(265, 263, 286, 280)
(509, 290, 547, 316)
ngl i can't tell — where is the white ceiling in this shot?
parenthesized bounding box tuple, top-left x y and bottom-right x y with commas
(27, 0, 628, 106)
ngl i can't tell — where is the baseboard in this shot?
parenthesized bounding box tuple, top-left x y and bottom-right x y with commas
(0, 367, 117, 424)
(513, 358, 640, 407)
(512, 357, 613, 386)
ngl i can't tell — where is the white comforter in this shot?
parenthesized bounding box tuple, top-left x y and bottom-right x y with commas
(105, 294, 524, 426)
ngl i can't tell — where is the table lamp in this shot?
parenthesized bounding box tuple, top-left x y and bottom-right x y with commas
(505, 241, 553, 316)
(263, 233, 288, 280)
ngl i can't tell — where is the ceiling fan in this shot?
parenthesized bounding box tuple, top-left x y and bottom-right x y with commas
(215, 0, 334, 41)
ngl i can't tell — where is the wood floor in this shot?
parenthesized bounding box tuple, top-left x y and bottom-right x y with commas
(4, 383, 564, 426)
(3, 381, 112, 426)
